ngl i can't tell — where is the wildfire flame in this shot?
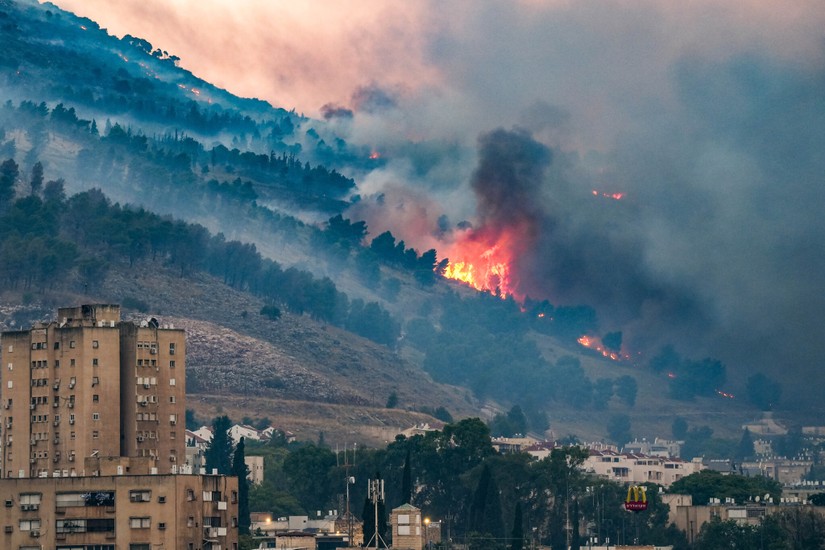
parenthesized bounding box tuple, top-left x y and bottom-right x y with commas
(442, 244, 513, 299)
(577, 335, 629, 362)
(592, 190, 625, 200)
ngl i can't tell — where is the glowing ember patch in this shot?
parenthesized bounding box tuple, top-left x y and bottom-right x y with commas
(577, 335, 629, 361)
(667, 372, 677, 379)
(369, 151, 381, 159)
(716, 390, 735, 399)
(592, 189, 625, 200)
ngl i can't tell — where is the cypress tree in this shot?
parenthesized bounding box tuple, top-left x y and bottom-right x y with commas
(362, 496, 375, 547)
(232, 436, 250, 534)
(204, 415, 234, 474)
(401, 448, 412, 505)
(510, 501, 524, 550)
(570, 499, 581, 550)
(470, 464, 504, 539)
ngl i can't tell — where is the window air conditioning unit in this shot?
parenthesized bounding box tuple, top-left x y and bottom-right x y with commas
(69, 419, 75, 425)
(30, 529, 40, 537)
(68, 455, 75, 462)
(67, 402, 74, 409)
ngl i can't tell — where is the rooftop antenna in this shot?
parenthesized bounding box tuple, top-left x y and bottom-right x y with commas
(366, 477, 388, 550)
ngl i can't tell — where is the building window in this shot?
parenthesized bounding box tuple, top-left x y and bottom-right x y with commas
(169, 378, 176, 387)
(92, 431, 99, 439)
(93, 395, 99, 402)
(169, 396, 176, 404)
(69, 341, 76, 349)
(92, 358, 98, 366)
(92, 340, 99, 349)
(70, 431, 75, 440)
(54, 342, 59, 350)
(130, 545, 151, 550)
(18, 519, 41, 531)
(187, 516, 194, 527)
(169, 343, 176, 355)
(54, 360, 59, 368)
(70, 358, 75, 367)
(92, 413, 100, 421)
(92, 376, 99, 386)
(169, 360, 175, 368)
(129, 490, 151, 503)
(130, 517, 151, 528)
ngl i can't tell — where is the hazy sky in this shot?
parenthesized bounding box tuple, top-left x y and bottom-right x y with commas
(51, 0, 825, 399)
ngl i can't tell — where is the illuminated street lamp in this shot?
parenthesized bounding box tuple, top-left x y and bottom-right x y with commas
(423, 517, 431, 550)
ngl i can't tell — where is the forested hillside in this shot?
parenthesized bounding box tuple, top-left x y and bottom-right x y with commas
(0, 0, 792, 447)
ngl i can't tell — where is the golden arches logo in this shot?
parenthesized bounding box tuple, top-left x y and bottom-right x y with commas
(624, 485, 648, 512)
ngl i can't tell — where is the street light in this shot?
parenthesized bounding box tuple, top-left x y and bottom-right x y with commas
(424, 517, 431, 550)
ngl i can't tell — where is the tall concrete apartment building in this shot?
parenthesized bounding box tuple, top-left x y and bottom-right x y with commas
(1, 304, 185, 478)
(0, 304, 238, 549)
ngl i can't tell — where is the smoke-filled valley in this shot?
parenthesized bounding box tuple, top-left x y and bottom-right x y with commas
(0, 0, 823, 451)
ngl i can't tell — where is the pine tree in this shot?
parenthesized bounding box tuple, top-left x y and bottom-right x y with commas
(232, 437, 250, 534)
(204, 415, 234, 474)
(30, 161, 43, 196)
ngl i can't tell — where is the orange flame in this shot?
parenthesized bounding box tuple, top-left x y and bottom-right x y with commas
(577, 334, 629, 362)
(442, 243, 513, 299)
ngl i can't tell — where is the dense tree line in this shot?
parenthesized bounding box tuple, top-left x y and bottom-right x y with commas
(0, 170, 401, 346)
(243, 418, 687, 549)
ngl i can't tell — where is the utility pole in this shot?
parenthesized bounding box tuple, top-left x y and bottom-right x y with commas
(343, 444, 355, 547)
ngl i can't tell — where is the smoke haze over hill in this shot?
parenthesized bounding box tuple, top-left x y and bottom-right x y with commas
(50, 0, 825, 397)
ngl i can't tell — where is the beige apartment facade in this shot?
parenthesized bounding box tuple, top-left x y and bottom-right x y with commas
(1, 304, 185, 478)
(0, 471, 238, 549)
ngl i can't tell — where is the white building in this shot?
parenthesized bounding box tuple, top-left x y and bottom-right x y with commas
(582, 449, 705, 486)
(230, 424, 262, 444)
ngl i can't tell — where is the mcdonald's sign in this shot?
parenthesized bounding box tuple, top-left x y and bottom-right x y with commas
(624, 485, 648, 512)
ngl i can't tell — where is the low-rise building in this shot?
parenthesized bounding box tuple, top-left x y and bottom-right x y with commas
(583, 450, 704, 486)
(623, 438, 683, 459)
(246, 455, 264, 485)
(0, 471, 237, 549)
